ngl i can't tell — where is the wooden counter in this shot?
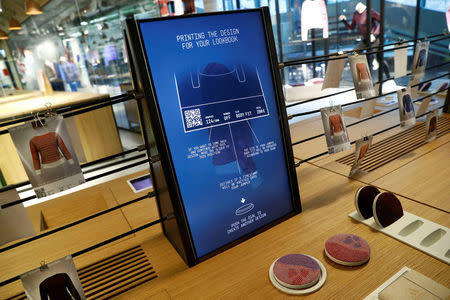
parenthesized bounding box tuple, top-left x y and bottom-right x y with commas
(114, 162, 450, 299)
(290, 98, 446, 162)
(0, 136, 448, 299)
(372, 142, 450, 212)
(0, 91, 123, 184)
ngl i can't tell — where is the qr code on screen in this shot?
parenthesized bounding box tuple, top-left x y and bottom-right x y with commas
(184, 109, 203, 128)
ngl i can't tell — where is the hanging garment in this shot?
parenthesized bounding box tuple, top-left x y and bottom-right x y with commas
(30, 132, 73, 172)
(355, 62, 371, 82)
(301, 0, 329, 41)
(329, 114, 345, 136)
(447, 5, 450, 32)
(402, 94, 413, 114)
(39, 273, 81, 300)
(342, 8, 380, 37)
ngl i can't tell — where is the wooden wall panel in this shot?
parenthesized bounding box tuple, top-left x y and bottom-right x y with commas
(74, 106, 122, 162)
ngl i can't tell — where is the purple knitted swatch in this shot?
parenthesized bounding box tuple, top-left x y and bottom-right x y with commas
(273, 254, 320, 287)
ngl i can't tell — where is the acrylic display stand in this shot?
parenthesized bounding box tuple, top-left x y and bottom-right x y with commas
(349, 211, 450, 264)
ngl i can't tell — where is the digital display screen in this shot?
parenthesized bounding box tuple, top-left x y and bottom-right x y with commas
(139, 11, 293, 258)
(128, 174, 153, 193)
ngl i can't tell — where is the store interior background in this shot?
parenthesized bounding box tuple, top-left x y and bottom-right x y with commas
(0, 0, 449, 150)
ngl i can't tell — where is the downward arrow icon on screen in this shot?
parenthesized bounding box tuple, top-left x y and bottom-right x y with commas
(241, 198, 246, 203)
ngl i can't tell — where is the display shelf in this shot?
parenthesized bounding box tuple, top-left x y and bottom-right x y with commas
(0, 22, 448, 299)
(8, 246, 157, 300)
(1, 151, 449, 300)
(336, 116, 450, 172)
(113, 163, 450, 299)
(0, 87, 159, 298)
(0, 169, 158, 299)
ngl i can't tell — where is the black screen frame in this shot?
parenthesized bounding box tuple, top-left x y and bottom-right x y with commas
(126, 7, 301, 265)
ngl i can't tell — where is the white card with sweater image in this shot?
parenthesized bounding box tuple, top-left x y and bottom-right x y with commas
(9, 116, 85, 198)
(21, 256, 86, 300)
(320, 105, 351, 154)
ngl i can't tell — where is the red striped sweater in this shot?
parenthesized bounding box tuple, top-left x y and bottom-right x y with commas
(29, 132, 72, 171)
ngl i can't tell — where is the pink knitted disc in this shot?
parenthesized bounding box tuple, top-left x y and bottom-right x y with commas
(273, 254, 321, 288)
(325, 234, 370, 265)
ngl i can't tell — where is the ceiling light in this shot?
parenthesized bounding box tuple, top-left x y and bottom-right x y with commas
(0, 30, 8, 40)
(25, 0, 43, 15)
(8, 18, 22, 30)
(80, 21, 88, 26)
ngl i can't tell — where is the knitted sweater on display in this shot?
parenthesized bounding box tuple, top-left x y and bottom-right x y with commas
(301, 0, 328, 41)
(29, 132, 73, 171)
(356, 62, 371, 82)
(402, 94, 413, 114)
(329, 114, 345, 136)
(342, 8, 380, 37)
(39, 273, 81, 300)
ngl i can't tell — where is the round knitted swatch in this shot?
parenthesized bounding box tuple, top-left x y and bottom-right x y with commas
(355, 186, 380, 219)
(272, 254, 321, 289)
(373, 192, 404, 227)
(324, 234, 370, 266)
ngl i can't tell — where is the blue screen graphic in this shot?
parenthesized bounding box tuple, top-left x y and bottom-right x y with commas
(139, 11, 293, 257)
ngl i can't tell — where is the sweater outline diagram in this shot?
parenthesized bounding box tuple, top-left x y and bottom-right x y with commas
(175, 65, 270, 133)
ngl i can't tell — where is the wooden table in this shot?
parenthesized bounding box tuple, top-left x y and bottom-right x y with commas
(372, 142, 450, 212)
(0, 159, 448, 299)
(114, 162, 450, 299)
